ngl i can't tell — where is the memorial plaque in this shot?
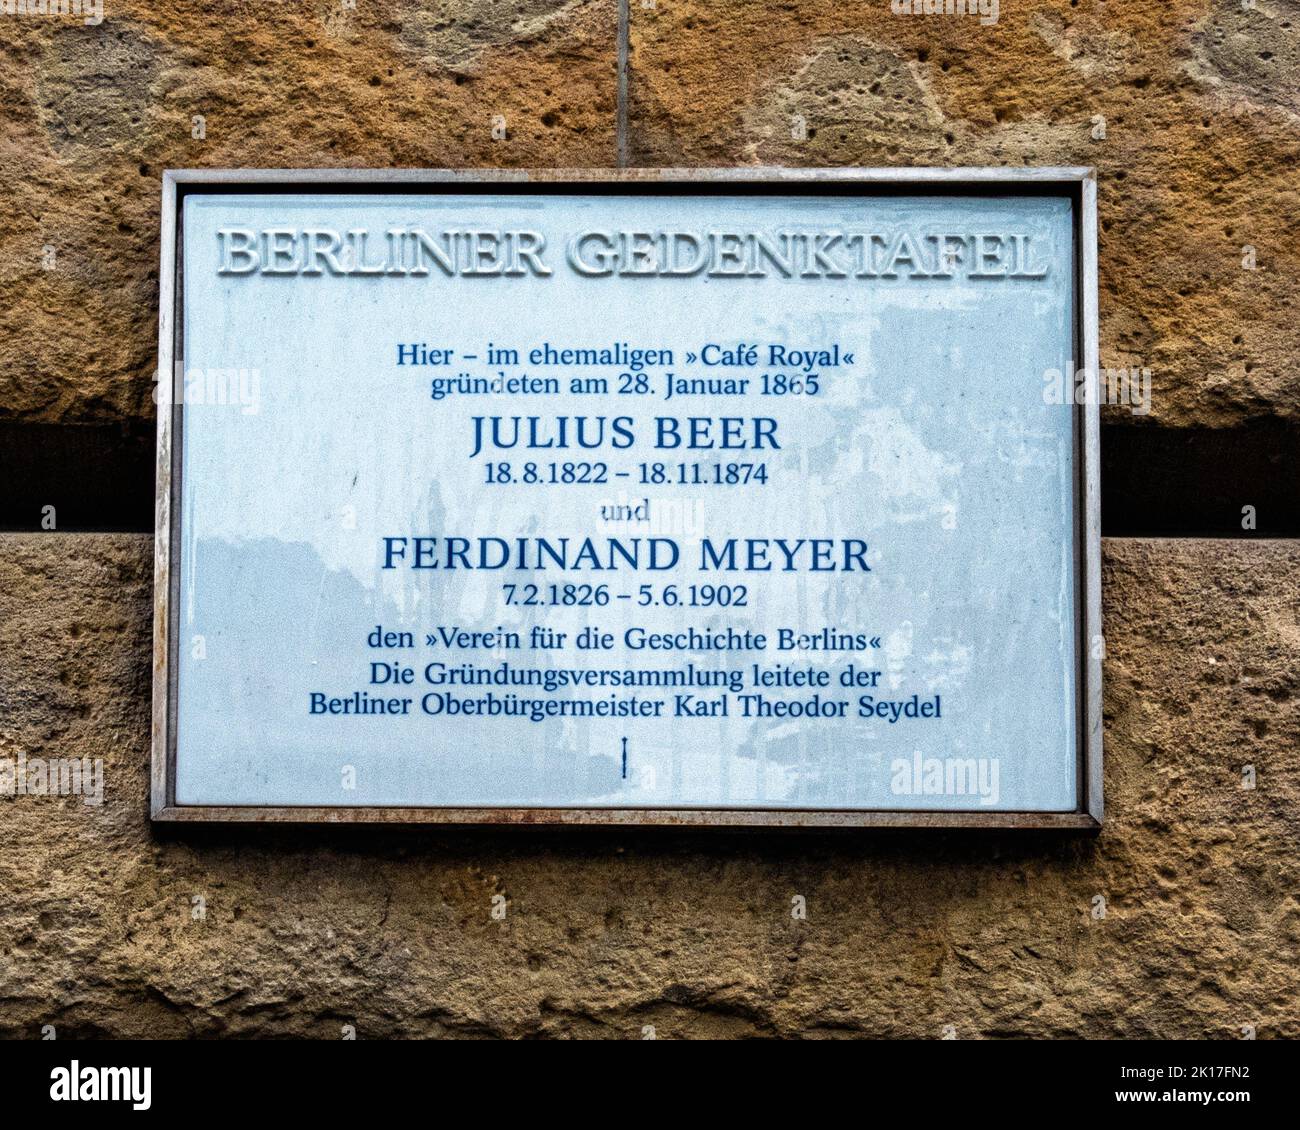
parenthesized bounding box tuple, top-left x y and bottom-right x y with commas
(153, 169, 1101, 827)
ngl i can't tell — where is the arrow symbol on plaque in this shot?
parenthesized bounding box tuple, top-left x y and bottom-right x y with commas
(621, 736, 629, 779)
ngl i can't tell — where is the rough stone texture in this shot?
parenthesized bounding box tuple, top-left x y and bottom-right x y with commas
(0, 0, 617, 427)
(629, 1, 1300, 428)
(0, 533, 1295, 1039)
(3, 3, 1298, 433)
(2, 0, 1298, 1041)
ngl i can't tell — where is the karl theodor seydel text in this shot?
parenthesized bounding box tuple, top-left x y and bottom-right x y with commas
(214, 227, 1052, 279)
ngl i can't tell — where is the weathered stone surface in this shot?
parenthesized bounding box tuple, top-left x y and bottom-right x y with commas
(0, 533, 1295, 1038)
(4, 3, 1297, 434)
(629, 1, 1300, 428)
(0, 1, 617, 429)
(397, 0, 586, 73)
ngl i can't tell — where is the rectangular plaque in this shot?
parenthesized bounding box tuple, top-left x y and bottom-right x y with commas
(153, 168, 1101, 827)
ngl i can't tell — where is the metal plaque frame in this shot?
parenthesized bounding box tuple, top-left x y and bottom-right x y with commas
(152, 167, 1102, 828)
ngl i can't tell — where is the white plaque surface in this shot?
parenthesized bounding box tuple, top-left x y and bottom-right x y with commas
(160, 175, 1095, 821)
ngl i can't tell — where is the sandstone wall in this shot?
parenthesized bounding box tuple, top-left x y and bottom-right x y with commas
(1, 1, 1298, 1038)
(0, 536, 1297, 1038)
(2, 1, 1296, 434)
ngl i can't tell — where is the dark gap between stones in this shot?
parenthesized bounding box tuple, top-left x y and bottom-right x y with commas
(0, 422, 155, 533)
(0, 419, 1296, 537)
(1101, 419, 1299, 537)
